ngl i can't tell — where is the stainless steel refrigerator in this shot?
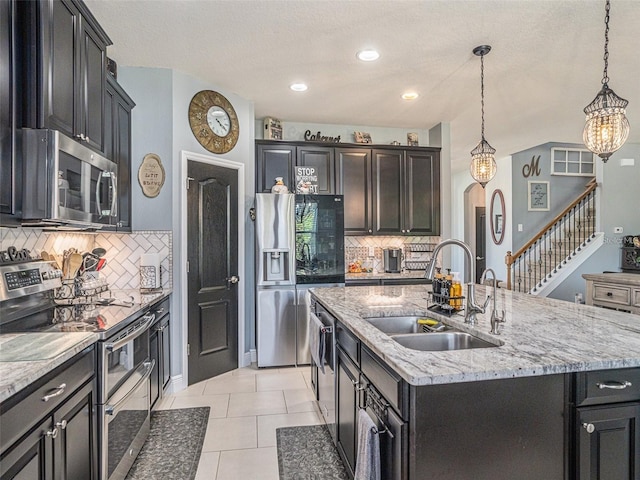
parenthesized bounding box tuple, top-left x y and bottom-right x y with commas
(256, 193, 344, 367)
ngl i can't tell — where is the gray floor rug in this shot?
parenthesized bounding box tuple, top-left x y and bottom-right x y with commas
(125, 407, 210, 480)
(276, 424, 349, 480)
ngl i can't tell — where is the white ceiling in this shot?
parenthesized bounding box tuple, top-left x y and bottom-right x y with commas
(85, 0, 640, 173)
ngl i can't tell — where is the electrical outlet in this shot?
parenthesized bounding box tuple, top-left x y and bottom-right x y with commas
(368, 246, 375, 257)
(614, 226, 623, 234)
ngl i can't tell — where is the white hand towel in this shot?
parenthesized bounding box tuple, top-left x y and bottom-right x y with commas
(354, 408, 381, 480)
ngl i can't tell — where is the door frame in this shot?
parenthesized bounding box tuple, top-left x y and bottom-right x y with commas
(179, 150, 246, 388)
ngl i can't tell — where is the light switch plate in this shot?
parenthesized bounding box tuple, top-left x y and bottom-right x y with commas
(368, 246, 375, 257)
(518, 224, 523, 232)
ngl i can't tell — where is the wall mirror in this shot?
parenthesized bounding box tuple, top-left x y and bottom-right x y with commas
(490, 189, 505, 245)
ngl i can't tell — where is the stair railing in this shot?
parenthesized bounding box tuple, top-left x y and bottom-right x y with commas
(505, 179, 597, 292)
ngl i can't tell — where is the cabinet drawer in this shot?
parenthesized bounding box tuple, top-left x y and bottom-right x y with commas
(576, 368, 640, 406)
(633, 289, 640, 308)
(592, 283, 631, 306)
(0, 347, 95, 451)
(361, 347, 406, 417)
(336, 323, 359, 365)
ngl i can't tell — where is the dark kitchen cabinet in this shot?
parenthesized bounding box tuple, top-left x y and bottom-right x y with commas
(336, 347, 359, 477)
(336, 148, 373, 235)
(18, 0, 111, 154)
(105, 75, 135, 231)
(0, 0, 17, 225)
(150, 297, 171, 410)
(373, 149, 440, 236)
(256, 143, 296, 193)
(0, 347, 97, 480)
(296, 146, 335, 194)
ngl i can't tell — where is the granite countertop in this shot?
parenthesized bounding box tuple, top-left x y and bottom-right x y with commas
(346, 271, 427, 281)
(310, 284, 640, 386)
(582, 272, 640, 286)
(0, 332, 97, 403)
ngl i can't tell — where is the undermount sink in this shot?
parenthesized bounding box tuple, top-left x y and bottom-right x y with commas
(390, 332, 498, 351)
(364, 316, 451, 335)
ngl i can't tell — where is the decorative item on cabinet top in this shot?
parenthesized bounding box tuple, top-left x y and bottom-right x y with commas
(264, 117, 283, 140)
(138, 154, 165, 198)
(188, 90, 239, 154)
(407, 132, 419, 146)
(353, 131, 372, 144)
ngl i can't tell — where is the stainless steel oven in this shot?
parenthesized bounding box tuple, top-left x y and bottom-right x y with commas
(311, 301, 337, 443)
(98, 313, 155, 480)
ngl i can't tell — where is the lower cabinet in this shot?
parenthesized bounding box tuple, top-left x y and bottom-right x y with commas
(0, 348, 97, 480)
(150, 300, 171, 410)
(336, 348, 358, 476)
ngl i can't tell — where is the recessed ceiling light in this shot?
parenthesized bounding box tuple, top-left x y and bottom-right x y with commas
(357, 49, 380, 62)
(402, 92, 419, 100)
(290, 83, 308, 92)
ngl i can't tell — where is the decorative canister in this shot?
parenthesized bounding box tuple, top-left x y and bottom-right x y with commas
(271, 177, 289, 194)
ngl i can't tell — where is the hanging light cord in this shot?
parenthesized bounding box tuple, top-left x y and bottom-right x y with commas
(602, 0, 610, 86)
(480, 52, 486, 141)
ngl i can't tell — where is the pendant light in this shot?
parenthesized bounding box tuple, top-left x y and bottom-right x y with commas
(470, 45, 496, 188)
(583, 0, 629, 162)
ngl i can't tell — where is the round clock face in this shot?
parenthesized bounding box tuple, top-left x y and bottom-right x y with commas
(188, 90, 239, 154)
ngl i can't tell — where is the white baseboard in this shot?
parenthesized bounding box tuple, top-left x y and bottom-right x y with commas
(165, 374, 185, 395)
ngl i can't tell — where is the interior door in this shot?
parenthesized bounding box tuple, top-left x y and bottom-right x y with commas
(187, 160, 239, 384)
(475, 207, 486, 283)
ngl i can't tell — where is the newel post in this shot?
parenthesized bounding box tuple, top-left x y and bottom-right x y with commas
(505, 251, 513, 291)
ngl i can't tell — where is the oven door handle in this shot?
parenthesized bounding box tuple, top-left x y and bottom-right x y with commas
(105, 313, 155, 351)
(105, 360, 155, 416)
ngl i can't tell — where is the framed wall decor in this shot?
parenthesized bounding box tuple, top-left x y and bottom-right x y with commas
(490, 189, 505, 245)
(354, 131, 372, 144)
(528, 181, 550, 211)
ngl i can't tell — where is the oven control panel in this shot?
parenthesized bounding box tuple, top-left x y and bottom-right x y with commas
(0, 262, 63, 301)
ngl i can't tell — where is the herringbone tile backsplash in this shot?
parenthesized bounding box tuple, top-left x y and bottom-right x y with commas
(1, 228, 172, 290)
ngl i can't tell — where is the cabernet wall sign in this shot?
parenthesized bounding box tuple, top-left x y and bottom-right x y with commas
(138, 153, 166, 198)
(304, 130, 341, 143)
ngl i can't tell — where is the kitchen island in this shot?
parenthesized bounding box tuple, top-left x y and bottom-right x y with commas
(310, 284, 640, 480)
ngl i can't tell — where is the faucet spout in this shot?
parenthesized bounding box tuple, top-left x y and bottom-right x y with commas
(480, 268, 506, 334)
(425, 239, 487, 323)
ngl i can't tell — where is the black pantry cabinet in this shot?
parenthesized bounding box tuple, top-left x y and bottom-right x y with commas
(256, 140, 441, 236)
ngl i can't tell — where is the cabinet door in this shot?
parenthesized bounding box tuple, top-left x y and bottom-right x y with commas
(372, 149, 403, 234)
(53, 381, 96, 480)
(296, 146, 334, 194)
(149, 327, 160, 409)
(0, 0, 16, 220)
(78, 21, 106, 153)
(336, 148, 372, 235)
(404, 150, 440, 235)
(0, 417, 53, 480)
(577, 403, 640, 480)
(256, 143, 295, 193)
(336, 348, 359, 477)
(40, 0, 79, 138)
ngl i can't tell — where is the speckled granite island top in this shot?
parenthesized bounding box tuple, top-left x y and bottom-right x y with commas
(0, 332, 97, 403)
(310, 284, 640, 386)
(346, 271, 427, 281)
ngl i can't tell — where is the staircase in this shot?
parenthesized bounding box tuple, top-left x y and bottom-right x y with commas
(506, 179, 599, 295)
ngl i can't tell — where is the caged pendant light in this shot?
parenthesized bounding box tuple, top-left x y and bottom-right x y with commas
(583, 0, 630, 162)
(470, 45, 497, 188)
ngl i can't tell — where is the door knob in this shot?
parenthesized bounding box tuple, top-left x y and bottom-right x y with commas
(582, 423, 595, 434)
(227, 275, 239, 286)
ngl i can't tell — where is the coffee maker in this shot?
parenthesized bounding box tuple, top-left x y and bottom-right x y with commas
(383, 248, 402, 273)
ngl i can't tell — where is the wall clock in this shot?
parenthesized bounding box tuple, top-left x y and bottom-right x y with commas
(188, 90, 239, 154)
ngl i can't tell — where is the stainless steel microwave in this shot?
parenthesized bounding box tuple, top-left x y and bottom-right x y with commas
(20, 129, 118, 228)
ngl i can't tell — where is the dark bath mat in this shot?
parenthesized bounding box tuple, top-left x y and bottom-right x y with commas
(276, 424, 349, 480)
(125, 407, 210, 480)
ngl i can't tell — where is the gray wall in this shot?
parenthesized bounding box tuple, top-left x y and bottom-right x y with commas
(511, 143, 594, 251)
(548, 142, 640, 302)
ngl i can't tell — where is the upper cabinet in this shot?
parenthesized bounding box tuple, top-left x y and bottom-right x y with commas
(256, 140, 441, 236)
(18, 0, 111, 154)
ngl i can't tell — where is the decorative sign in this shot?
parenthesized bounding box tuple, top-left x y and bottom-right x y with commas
(295, 166, 319, 194)
(138, 153, 166, 198)
(354, 131, 372, 144)
(528, 181, 550, 211)
(304, 130, 341, 143)
(522, 155, 542, 177)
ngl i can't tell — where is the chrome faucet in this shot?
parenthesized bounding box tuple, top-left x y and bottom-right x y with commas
(480, 268, 506, 335)
(425, 239, 489, 324)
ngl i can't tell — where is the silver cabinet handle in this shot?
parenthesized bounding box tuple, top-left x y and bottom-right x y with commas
(42, 383, 66, 402)
(56, 420, 67, 430)
(582, 423, 595, 434)
(46, 427, 58, 439)
(596, 380, 632, 390)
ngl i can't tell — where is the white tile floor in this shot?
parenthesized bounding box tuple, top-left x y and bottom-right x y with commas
(156, 365, 323, 480)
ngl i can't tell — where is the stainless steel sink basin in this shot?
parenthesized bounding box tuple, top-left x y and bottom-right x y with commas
(364, 316, 449, 335)
(390, 332, 498, 351)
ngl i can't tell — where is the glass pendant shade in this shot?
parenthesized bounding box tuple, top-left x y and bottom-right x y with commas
(583, 85, 630, 162)
(470, 138, 497, 188)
